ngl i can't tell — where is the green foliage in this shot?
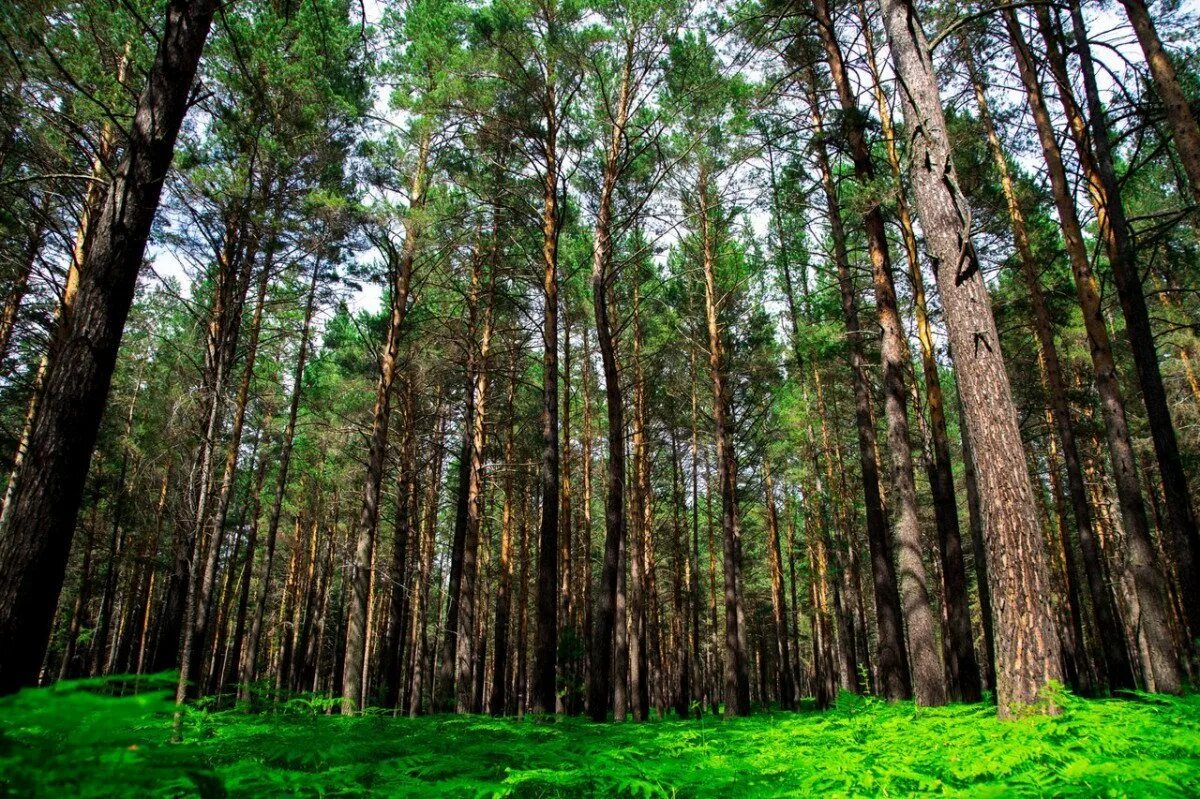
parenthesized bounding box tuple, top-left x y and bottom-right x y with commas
(3, 678, 1199, 797)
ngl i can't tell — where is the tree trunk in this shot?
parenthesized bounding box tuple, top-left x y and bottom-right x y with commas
(813, 0, 944, 707)
(859, 6, 979, 702)
(456, 238, 497, 713)
(1117, 0, 1200, 206)
(341, 132, 427, 713)
(697, 163, 750, 717)
(587, 43, 634, 721)
(530, 61, 562, 715)
(965, 42, 1134, 691)
(1007, 10, 1181, 693)
(804, 71, 911, 701)
(878, 0, 1063, 714)
(0, 0, 218, 694)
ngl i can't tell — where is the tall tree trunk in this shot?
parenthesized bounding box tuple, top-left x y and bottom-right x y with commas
(1069, 1, 1200, 656)
(965, 42, 1134, 691)
(380, 384, 416, 708)
(804, 72, 911, 700)
(490, 354, 519, 715)
(341, 132, 427, 713)
(587, 42, 633, 721)
(629, 282, 649, 720)
(0, 0, 218, 694)
(1007, 10, 1181, 693)
(813, 0, 944, 707)
(877, 0, 1063, 714)
(1116, 0, 1200, 206)
(859, 6, 979, 702)
(456, 238, 497, 713)
(697, 163, 750, 717)
(530, 53, 562, 714)
(763, 460, 795, 709)
(239, 258, 323, 704)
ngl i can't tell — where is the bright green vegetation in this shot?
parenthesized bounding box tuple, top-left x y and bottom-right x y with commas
(2, 678, 1198, 797)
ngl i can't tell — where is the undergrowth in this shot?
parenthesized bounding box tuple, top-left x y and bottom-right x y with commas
(1, 675, 1198, 797)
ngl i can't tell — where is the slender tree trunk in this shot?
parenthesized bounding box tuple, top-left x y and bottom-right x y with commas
(587, 44, 634, 721)
(1115, 0, 1200, 206)
(697, 163, 750, 717)
(239, 260, 323, 704)
(341, 132, 427, 713)
(804, 72, 911, 700)
(456, 239, 497, 713)
(490, 355, 518, 715)
(763, 460, 795, 709)
(813, 0, 944, 706)
(1007, 11, 1181, 693)
(0, 221, 43, 367)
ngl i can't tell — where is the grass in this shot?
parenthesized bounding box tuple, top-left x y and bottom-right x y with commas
(1, 676, 1199, 797)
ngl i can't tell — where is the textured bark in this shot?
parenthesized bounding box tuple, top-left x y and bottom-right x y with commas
(1056, 2, 1197, 669)
(860, 7, 979, 702)
(805, 72, 911, 700)
(813, 0, 945, 707)
(1008, 11, 1181, 693)
(966, 44, 1134, 691)
(878, 0, 1062, 714)
(0, 0, 218, 694)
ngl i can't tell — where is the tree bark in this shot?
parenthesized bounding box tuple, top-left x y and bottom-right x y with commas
(878, 0, 1063, 714)
(804, 71, 911, 701)
(0, 0, 219, 694)
(965, 42, 1134, 691)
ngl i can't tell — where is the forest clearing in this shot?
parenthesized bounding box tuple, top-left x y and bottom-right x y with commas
(2, 0, 1200, 792)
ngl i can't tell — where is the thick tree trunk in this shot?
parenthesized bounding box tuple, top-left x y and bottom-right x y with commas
(878, 0, 1063, 714)
(814, 0, 944, 706)
(0, 0, 218, 694)
(860, 8, 979, 702)
(965, 43, 1134, 692)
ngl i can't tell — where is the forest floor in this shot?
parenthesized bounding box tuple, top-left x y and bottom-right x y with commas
(1, 676, 1198, 797)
